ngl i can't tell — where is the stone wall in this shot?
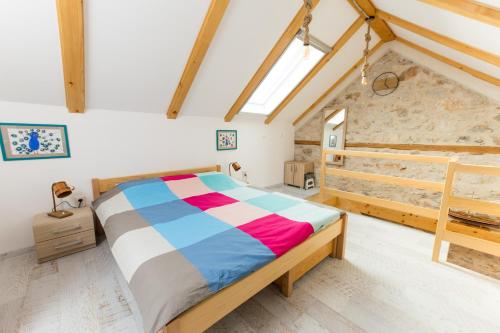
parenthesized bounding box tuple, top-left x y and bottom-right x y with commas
(295, 50, 500, 208)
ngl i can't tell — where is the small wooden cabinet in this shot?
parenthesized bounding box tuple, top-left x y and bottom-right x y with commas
(33, 207, 96, 263)
(284, 161, 314, 188)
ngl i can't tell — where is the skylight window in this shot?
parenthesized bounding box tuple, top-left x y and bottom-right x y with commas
(327, 109, 345, 125)
(241, 33, 329, 115)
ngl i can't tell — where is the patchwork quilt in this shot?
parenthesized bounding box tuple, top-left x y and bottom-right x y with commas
(93, 171, 341, 333)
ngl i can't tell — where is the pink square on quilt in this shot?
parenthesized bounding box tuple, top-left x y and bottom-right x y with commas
(161, 174, 196, 181)
(206, 202, 270, 227)
(184, 192, 238, 211)
(238, 214, 313, 257)
(165, 177, 212, 199)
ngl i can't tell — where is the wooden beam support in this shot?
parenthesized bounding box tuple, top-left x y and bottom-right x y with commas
(265, 16, 365, 124)
(293, 40, 383, 126)
(56, 0, 85, 113)
(295, 140, 321, 146)
(378, 10, 500, 66)
(396, 37, 500, 87)
(224, 0, 320, 122)
(419, 0, 500, 28)
(167, 0, 229, 119)
(345, 142, 500, 154)
(346, 0, 396, 41)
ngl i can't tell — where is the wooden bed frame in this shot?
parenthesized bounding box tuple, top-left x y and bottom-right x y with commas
(91, 165, 347, 333)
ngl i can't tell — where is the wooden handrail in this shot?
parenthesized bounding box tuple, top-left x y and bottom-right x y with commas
(442, 231, 500, 258)
(325, 168, 445, 191)
(323, 188, 440, 220)
(324, 149, 451, 164)
(448, 196, 500, 216)
(454, 163, 500, 176)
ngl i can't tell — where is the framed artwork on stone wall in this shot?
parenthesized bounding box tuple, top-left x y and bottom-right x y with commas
(0, 123, 71, 161)
(216, 130, 237, 151)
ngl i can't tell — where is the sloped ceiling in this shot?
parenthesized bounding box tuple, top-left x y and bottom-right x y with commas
(0, 0, 498, 122)
(0, 0, 65, 106)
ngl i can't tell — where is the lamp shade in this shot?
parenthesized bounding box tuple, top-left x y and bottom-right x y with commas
(231, 162, 241, 172)
(53, 181, 72, 198)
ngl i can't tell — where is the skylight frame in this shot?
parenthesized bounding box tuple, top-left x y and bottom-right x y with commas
(240, 31, 331, 116)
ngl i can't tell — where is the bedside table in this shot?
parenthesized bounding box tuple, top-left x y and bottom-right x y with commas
(33, 207, 96, 263)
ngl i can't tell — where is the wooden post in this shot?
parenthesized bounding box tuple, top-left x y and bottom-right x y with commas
(331, 214, 348, 259)
(432, 159, 458, 261)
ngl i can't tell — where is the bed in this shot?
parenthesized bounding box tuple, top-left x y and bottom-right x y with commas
(91, 165, 347, 333)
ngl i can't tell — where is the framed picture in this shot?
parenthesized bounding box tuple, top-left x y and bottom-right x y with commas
(0, 123, 71, 161)
(328, 135, 337, 147)
(216, 130, 237, 151)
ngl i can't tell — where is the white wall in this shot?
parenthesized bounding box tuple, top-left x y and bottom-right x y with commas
(0, 101, 294, 254)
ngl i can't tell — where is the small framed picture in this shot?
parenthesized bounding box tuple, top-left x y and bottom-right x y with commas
(216, 130, 237, 151)
(0, 123, 71, 161)
(328, 135, 337, 147)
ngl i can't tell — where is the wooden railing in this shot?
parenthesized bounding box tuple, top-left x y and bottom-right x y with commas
(433, 162, 500, 261)
(320, 149, 452, 221)
(320, 149, 500, 262)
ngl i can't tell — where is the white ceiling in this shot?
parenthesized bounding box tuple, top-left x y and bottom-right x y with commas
(0, 0, 64, 106)
(0, 0, 498, 123)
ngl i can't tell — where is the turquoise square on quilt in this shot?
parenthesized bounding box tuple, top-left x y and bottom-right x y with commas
(220, 187, 267, 201)
(153, 212, 232, 249)
(179, 228, 275, 292)
(246, 193, 299, 212)
(277, 202, 340, 232)
(121, 179, 178, 209)
(198, 173, 240, 192)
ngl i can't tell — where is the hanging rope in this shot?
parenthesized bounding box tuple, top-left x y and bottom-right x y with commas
(361, 17, 374, 85)
(303, 0, 313, 47)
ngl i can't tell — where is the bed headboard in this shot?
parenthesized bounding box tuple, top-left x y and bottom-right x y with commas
(91, 165, 221, 200)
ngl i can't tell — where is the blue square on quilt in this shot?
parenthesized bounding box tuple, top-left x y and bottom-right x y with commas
(277, 202, 340, 232)
(198, 173, 240, 192)
(154, 212, 233, 249)
(137, 199, 201, 225)
(220, 187, 267, 201)
(121, 179, 178, 209)
(179, 228, 275, 292)
(246, 193, 299, 212)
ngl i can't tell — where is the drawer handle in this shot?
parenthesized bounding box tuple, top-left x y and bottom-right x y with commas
(54, 239, 83, 250)
(53, 224, 82, 234)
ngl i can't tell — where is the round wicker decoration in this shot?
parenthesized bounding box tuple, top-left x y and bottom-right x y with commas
(372, 72, 399, 96)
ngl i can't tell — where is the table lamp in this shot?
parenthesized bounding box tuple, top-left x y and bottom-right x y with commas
(229, 162, 241, 176)
(48, 181, 74, 218)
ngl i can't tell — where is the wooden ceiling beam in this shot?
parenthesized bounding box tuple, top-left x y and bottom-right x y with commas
(167, 0, 229, 119)
(265, 15, 365, 125)
(224, 0, 320, 122)
(56, 0, 85, 113)
(397, 37, 500, 86)
(419, 0, 500, 28)
(346, 0, 396, 42)
(378, 10, 500, 66)
(293, 40, 384, 126)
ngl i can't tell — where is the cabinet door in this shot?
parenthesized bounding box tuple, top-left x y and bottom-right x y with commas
(294, 163, 305, 188)
(284, 163, 294, 185)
